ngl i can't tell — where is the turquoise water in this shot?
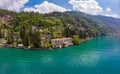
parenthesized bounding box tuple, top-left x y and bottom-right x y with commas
(0, 35, 120, 74)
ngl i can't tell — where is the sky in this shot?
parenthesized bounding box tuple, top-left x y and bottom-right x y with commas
(0, 0, 120, 18)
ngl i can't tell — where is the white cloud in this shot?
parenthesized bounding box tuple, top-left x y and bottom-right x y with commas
(69, 0, 103, 15)
(104, 14, 120, 18)
(106, 7, 111, 12)
(104, 7, 120, 18)
(0, 0, 29, 12)
(23, 1, 70, 14)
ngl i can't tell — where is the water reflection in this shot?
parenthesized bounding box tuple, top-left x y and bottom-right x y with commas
(80, 52, 100, 66)
(67, 51, 100, 67)
(0, 63, 9, 74)
(40, 55, 54, 65)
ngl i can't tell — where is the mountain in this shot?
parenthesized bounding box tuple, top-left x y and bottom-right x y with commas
(45, 11, 120, 35)
(0, 9, 120, 48)
(93, 15, 120, 31)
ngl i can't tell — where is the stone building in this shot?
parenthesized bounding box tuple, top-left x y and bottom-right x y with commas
(51, 38, 73, 48)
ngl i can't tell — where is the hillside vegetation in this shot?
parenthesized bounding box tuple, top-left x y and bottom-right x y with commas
(0, 9, 120, 48)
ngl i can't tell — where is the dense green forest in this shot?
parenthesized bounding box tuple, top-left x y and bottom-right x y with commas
(0, 9, 120, 48)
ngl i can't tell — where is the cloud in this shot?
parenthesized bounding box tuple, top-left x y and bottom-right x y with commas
(0, 0, 29, 12)
(106, 7, 111, 12)
(104, 7, 120, 18)
(23, 1, 70, 14)
(69, 0, 103, 15)
(104, 13, 120, 18)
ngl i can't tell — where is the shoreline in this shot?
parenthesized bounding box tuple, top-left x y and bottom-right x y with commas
(0, 37, 93, 50)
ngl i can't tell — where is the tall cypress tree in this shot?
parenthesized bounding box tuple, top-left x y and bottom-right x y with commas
(7, 30, 13, 44)
(23, 31, 30, 47)
(32, 31, 41, 48)
(0, 29, 2, 38)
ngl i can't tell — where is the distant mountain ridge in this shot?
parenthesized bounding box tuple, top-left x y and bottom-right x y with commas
(45, 11, 120, 33)
(93, 15, 120, 31)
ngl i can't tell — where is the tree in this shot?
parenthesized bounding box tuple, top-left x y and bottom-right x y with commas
(7, 30, 14, 44)
(32, 31, 41, 48)
(23, 31, 30, 47)
(0, 29, 2, 38)
(72, 35, 80, 45)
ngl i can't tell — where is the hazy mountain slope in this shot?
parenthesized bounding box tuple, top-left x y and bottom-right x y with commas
(45, 11, 120, 33)
(93, 15, 120, 31)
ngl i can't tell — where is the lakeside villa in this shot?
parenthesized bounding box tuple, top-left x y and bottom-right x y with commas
(51, 38, 73, 48)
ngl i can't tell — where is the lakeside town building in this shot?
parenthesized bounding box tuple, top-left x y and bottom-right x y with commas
(51, 38, 73, 48)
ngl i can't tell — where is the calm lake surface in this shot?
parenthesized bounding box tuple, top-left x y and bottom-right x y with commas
(0, 35, 120, 74)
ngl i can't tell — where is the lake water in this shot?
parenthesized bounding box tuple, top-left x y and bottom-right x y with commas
(0, 35, 120, 74)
